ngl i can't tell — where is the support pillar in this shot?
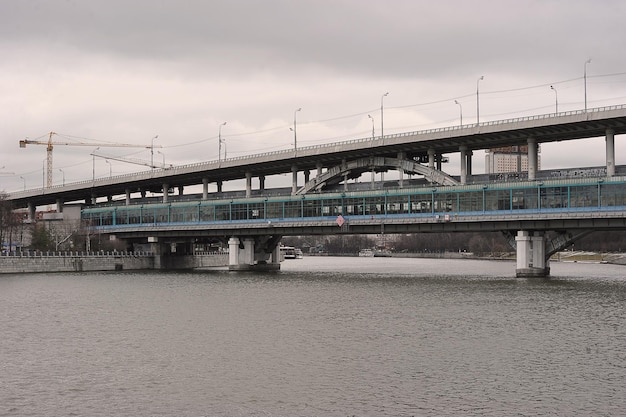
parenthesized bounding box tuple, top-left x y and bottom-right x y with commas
(291, 165, 298, 195)
(217, 180, 223, 193)
(527, 137, 538, 181)
(606, 128, 615, 177)
(125, 189, 131, 205)
(202, 178, 209, 200)
(304, 170, 310, 183)
(228, 237, 240, 268)
(398, 151, 405, 188)
(515, 231, 549, 277)
(245, 171, 252, 198)
(162, 183, 169, 203)
(27, 202, 35, 222)
(316, 163, 323, 177)
(178, 185, 184, 196)
(56, 199, 63, 213)
(459, 146, 468, 185)
(428, 149, 435, 169)
(259, 175, 265, 191)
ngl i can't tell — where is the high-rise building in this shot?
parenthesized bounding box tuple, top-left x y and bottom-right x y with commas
(485, 145, 540, 174)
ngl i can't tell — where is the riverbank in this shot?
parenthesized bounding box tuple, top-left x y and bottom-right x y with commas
(305, 250, 626, 265)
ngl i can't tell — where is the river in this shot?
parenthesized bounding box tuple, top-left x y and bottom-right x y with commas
(1, 257, 625, 416)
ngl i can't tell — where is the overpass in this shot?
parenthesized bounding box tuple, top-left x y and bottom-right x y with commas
(6, 105, 626, 276)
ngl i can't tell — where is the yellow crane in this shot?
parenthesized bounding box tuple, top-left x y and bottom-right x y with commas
(19, 132, 160, 187)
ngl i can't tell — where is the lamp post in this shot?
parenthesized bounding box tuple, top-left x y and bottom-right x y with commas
(20, 176, 25, 191)
(105, 159, 112, 178)
(293, 108, 301, 153)
(380, 92, 389, 138)
(151, 135, 158, 169)
(454, 100, 463, 126)
(59, 168, 65, 186)
(218, 122, 227, 163)
(476, 76, 484, 126)
(584, 58, 592, 112)
(368, 114, 375, 139)
(550, 85, 559, 113)
(157, 150, 165, 168)
(92, 147, 99, 181)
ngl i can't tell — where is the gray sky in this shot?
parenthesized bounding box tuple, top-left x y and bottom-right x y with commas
(2, 0, 626, 192)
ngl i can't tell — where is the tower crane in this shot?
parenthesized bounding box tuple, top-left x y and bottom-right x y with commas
(19, 132, 161, 187)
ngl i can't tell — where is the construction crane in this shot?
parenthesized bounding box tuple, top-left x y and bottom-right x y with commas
(19, 132, 160, 187)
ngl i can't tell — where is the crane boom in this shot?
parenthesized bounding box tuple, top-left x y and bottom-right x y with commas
(19, 132, 160, 188)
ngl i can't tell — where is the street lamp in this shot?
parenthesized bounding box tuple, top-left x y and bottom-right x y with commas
(368, 114, 375, 139)
(151, 135, 158, 169)
(157, 150, 165, 168)
(218, 122, 227, 163)
(381, 92, 389, 138)
(105, 159, 112, 178)
(19, 176, 25, 191)
(92, 147, 100, 181)
(454, 100, 463, 126)
(476, 75, 484, 126)
(584, 58, 592, 112)
(550, 85, 558, 113)
(59, 168, 65, 186)
(293, 108, 301, 153)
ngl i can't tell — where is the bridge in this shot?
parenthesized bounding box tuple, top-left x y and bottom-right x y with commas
(6, 105, 626, 277)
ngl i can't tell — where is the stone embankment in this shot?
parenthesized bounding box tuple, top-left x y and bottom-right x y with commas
(0, 251, 229, 274)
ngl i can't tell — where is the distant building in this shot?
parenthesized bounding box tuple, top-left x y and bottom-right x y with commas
(485, 145, 540, 174)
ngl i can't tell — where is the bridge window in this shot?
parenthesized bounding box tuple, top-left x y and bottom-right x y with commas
(485, 190, 510, 211)
(386, 196, 408, 215)
(569, 185, 598, 208)
(232, 203, 248, 220)
(303, 200, 321, 218)
(540, 187, 568, 209)
(154, 207, 169, 223)
(434, 192, 457, 212)
(600, 183, 626, 207)
(364, 196, 385, 215)
(321, 199, 343, 216)
(411, 198, 431, 213)
(458, 191, 483, 212)
(248, 203, 264, 219)
(200, 205, 215, 222)
(512, 188, 538, 210)
(284, 201, 301, 218)
(215, 204, 231, 221)
(142, 208, 155, 224)
(266, 201, 284, 219)
(344, 198, 364, 216)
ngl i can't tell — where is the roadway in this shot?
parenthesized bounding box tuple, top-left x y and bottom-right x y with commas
(7, 104, 626, 209)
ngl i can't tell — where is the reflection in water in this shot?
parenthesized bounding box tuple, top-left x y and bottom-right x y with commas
(1, 257, 625, 416)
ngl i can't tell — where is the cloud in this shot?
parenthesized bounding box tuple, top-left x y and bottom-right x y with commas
(1, 0, 626, 191)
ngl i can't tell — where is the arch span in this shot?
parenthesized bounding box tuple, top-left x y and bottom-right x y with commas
(296, 156, 458, 195)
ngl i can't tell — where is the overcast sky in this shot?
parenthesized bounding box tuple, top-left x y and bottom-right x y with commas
(2, 0, 626, 192)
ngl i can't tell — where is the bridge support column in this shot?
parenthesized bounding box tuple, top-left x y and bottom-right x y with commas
(125, 189, 131, 205)
(27, 202, 35, 222)
(606, 128, 615, 177)
(259, 175, 265, 191)
(245, 171, 252, 198)
(162, 183, 169, 203)
(398, 152, 405, 188)
(217, 181, 223, 193)
(460, 146, 468, 185)
(56, 198, 64, 213)
(515, 231, 549, 277)
(202, 178, 209, 200)
(428, 149, 435, 169)
(528, 137, 538, 181)
(291, 165, 298, 195)
(228, 236, 281, 271)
